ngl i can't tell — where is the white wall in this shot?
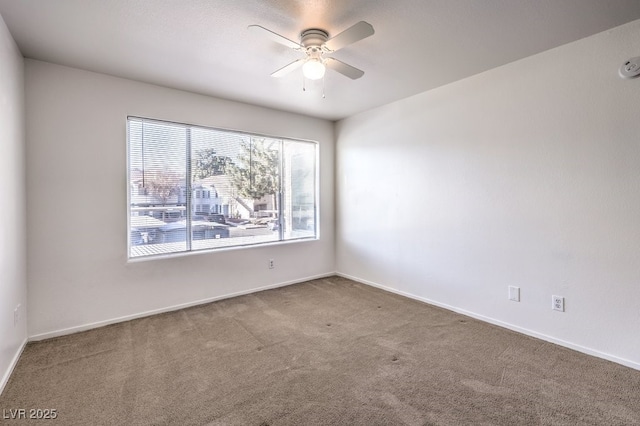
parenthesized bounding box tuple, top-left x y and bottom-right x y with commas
(336, 20, 640, 369)
(0, 14, 27, 393)
(25, 60, 335, 338)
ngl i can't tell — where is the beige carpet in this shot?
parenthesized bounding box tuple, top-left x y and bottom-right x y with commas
(1, 276, 639, 425)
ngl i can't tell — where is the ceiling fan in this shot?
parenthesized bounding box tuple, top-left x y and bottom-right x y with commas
(248, 21, 375, 81)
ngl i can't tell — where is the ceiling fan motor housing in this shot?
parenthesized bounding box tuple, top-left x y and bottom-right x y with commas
(300, 29, 329, 48)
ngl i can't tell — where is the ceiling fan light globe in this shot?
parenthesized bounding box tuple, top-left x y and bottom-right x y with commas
(302, 60, 326, 80)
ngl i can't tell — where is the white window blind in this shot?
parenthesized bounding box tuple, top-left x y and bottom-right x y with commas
(127, 117, 317, 259)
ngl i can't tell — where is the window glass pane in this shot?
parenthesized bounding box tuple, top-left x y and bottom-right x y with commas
(129, 119, 187, 257)
(282, 141, 317, 239)
(128, 117, 317, 259)
(190, 128, 281, 250)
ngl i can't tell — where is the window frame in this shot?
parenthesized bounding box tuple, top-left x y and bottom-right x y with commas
(126, 116, 319, 261)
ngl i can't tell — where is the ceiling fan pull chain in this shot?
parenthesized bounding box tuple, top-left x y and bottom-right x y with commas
(322, 75, 326, 98)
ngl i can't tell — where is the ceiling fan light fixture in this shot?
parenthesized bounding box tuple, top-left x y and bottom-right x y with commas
(302, 58, 326, 80)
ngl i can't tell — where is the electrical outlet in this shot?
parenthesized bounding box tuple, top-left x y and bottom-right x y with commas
(14, 304, 21, 326)
(508, 286, 520, 302)
(552, 295, 564, 312)
(268, 259, 274, 269)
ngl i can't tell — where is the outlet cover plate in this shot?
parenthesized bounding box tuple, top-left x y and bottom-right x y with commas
(552, 295, 564, 312)
(14, 304, 21, 326)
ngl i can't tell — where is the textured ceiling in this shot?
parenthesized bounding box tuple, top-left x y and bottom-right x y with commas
(1, 0, 640, 121)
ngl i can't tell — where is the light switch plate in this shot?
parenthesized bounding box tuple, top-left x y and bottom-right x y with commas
(508, 286, 520, 302)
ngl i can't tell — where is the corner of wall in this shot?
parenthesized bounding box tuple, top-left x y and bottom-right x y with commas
(0, 12, 28, 396)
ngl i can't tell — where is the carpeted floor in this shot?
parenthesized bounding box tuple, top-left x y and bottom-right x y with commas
(1, 276, 639, 425)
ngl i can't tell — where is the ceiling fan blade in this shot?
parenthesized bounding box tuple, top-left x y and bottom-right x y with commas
(271, 58, 306, 77)
(324, 21, 374, 52)
(248, 25, 302, 50)
(325, 58, 365, 79)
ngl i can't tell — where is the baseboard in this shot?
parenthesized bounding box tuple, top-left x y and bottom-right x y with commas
(29, 272, 336, 342)
(336, 272, 640, 371)
(0, 337, 27, 396)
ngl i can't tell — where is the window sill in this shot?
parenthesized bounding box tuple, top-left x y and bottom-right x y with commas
(127, 234, 318, 263)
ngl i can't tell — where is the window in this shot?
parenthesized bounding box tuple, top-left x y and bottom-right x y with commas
(127, 117, 317, 259)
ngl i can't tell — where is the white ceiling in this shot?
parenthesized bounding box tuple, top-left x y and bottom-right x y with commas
(1, 0, 640, 121)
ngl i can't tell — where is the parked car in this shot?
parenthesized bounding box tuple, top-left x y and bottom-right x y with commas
(130, 230, 145, 246)
(205, 213, 226, 224)
(155, 220, 230, 243)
